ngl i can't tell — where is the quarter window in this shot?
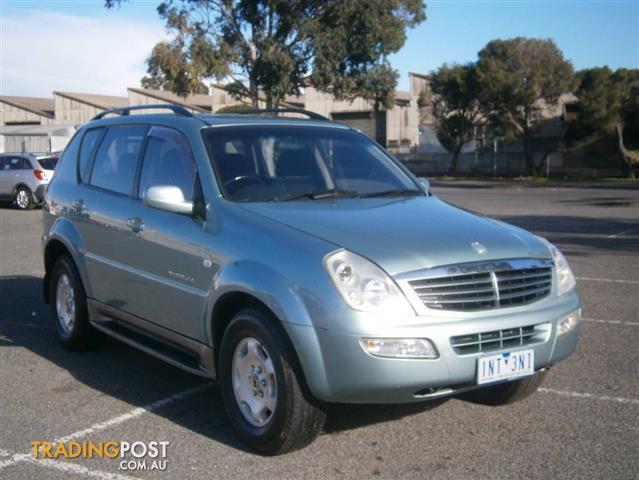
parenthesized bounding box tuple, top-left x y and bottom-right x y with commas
(138, 127, 196, 202)
(89, 126, 147, 195)
(78, 128, 105, 183)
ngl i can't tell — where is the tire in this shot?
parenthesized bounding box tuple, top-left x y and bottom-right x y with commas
(13, 187, 34, 210)
(49, 255, 97, 350)
(219, 308, 326, 455)
(459, 371, 547, 406)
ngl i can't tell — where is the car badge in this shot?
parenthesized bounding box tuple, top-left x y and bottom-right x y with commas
(471, 241, 487, 254)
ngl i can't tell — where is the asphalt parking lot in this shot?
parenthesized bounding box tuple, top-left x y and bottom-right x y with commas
(1, 180, 638, 480)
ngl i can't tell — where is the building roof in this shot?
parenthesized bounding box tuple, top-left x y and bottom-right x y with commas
(128, 87, 212, 112)
(0, 124, 76, 136)
(54, 91, 129, 110)
(0, 95, 55, 118)
(409, 72, 429, 80)
(395, 91, 412, 102)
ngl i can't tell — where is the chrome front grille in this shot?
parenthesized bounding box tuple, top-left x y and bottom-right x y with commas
(450, 323, 550, 355)
(407, 259, 553, 311)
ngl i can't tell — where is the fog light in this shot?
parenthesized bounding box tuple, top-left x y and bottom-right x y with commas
(360, 338, 438, 359)
(557, 309, 580, 336)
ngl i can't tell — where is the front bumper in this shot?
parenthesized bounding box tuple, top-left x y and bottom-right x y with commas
(284, 290, 580, 404)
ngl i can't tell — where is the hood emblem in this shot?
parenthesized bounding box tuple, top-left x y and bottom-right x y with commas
(471, 241, 487, 254)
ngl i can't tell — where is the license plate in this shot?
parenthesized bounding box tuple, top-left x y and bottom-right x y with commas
(477, 349, 534, 385)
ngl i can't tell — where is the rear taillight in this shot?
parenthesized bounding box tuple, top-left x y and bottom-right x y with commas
(33, 170, 45, 180)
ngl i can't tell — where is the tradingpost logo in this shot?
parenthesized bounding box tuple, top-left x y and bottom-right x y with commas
(32, 440, 170, 471)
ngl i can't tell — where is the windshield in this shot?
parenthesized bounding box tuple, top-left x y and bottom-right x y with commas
(37, 156, 58, 170)
(202, 125, 420, 202)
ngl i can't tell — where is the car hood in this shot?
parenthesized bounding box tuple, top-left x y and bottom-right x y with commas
(239, 196, 550, 275)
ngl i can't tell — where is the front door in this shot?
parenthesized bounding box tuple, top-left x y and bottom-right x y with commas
(118, 126, 211, 342)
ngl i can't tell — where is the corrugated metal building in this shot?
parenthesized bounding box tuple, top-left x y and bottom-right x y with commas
(128, 88, 212, 113)
(53, 91, 128, 124)
(0, 96, 56, 126)
(0, 124, 75, 153)
(304, 87, 419, 149)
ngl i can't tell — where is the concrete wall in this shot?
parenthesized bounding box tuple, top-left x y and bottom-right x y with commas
(0, 101, 54, 126)
(409, 73, 429, 99)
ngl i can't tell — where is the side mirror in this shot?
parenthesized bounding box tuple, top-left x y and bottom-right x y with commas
(417, 177, 431, 195)
(144, 185, 194, 215)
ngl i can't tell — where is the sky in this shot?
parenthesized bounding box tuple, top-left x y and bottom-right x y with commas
(1, 0, 638, 98)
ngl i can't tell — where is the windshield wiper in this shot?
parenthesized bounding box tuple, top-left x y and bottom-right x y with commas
(361, 189, 422, 198)
(281, 189, 360, 201)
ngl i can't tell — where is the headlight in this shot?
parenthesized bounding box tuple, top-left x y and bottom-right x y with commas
(324, 250, 414, 314)
(538, 237, 576, 296)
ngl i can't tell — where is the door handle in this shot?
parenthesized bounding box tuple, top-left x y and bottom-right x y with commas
(125, 217, 144, 233)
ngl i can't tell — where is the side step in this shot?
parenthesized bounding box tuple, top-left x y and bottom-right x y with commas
(91, 318, 215, 379)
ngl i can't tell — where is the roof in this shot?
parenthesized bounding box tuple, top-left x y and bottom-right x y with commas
(395, 91, 412, 102)
(0, 124, 76, 136)
(84, 110, 346, 132)
(128, 88, 212, 112)
(54, 91, 128, 110)
(0, 95, 55, 118)
(0, 151, 56, 158)
(409, 72, 429, 80)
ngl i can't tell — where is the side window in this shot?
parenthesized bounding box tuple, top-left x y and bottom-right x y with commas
(6, 157, 26, 170)
(0, 157, 5, 170)
(138, 127, 196, 202)
(90, 126, 147, 195)
(78, 128, 105, 183)
(20, 157, 32, 170)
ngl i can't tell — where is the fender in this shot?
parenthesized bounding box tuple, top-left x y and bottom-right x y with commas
(205, 259, 331, 398)
(43, 216, 93, 300)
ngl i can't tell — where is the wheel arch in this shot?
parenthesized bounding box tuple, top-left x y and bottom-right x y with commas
(210, 290, 327, 403)
(43, 219, 90, 304)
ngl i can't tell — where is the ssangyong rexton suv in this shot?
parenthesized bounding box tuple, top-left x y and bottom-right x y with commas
(42, 105, 580, 455)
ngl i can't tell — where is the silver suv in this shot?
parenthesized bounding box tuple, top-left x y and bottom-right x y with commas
(42, 105, 580, 454)
(0, 152, 57, 209)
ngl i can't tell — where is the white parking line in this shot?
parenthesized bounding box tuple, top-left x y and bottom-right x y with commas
(607, 226, 639, 239)
(54, 382, 212, 444)
(539, 388, 639, 405)
(576, 277, 639, 285)
(23, 456, 142, 480)
(0, 382, 212, 474)
(584, 317, 639, 327)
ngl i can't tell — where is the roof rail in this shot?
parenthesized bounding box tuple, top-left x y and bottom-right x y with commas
(230, 108, 329, 121)
(91, 104, 194, 121)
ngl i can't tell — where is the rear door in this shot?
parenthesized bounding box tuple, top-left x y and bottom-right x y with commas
(117, 126, 210, 341)
(71, 125, 148, 307)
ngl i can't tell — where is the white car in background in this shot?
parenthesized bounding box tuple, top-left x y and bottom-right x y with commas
(0, 152, 58, 209)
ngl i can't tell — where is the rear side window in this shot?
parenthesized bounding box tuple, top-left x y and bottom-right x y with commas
(138, 127, 196, 201)
(90, 126, 147, 195)
(37, 157, 58, 170)
(78, 128, 104, 183)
